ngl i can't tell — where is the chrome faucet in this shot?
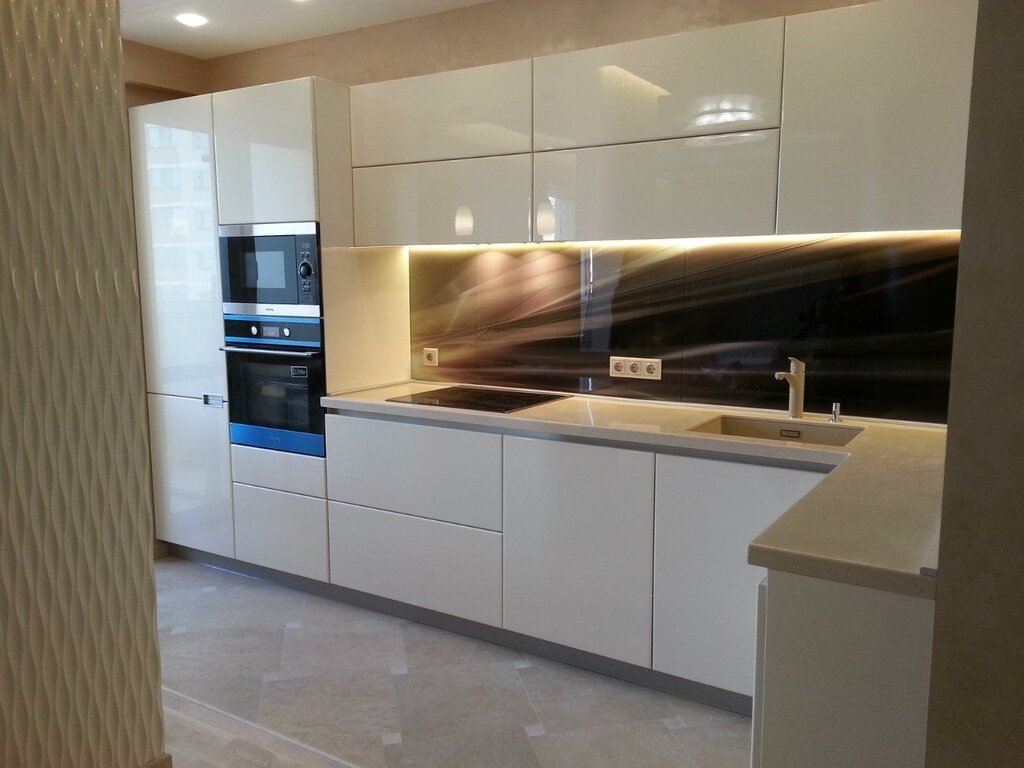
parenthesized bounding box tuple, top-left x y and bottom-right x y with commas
(774, 357, 806, 419)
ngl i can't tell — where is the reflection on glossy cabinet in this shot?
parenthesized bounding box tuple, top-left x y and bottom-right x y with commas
(353, 154, 532, 246)
(149, 394, 234, 557)
(503, 437, 655, 666)
(233, 483, 328, 581)
(351, 59, 532, 166)
(777, 0, 978, 234)
(534, 18, 784, 150)
(130, 95, 225, 399)
(534, 131, 779, 241)
(653, 455, 825, 696)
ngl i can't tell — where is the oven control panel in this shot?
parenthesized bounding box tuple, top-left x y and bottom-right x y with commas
(223, 315, 322, 348)
(295, 235, 320, 307)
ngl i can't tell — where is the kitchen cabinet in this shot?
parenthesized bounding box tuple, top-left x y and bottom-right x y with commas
(533, 18, 784, 150)
(233, 483, 328, 581)
(212, 77, 353, 246)
(329, 501, 502, 626)
(148, 394, 234, 557)
(776, 0, 978, 234)
(755, 570, 934, 768)
(653, 454, 825, 695)
(534, 131, 779, 241)
(325, 414, 502, 530)
(231, 445, 326, 498)
(353, 154, 532, 246)
(350, 59, 532, 166)
(503, 437, 655, 666)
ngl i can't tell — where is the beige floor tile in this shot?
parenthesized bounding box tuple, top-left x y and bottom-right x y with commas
(399, 621, 526, 671)
(530, 720, 699, 768)
(384, 726, 542, 768)
(279, 622, 408, 678)
(671, 716, 753, 768)
(665, 695, 750, 733)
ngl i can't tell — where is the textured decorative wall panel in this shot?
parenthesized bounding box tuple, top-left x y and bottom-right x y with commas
(0, 2, 164, 768)
(410, 232, 959, 422)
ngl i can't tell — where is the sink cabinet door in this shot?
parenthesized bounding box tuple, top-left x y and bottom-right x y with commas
(653, 454, 824, 695)
(503, 436, 655, 666)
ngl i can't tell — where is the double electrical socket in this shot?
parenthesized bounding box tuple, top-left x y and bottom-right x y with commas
(609, 356, 662, 380)
(423, 347, 439, 367)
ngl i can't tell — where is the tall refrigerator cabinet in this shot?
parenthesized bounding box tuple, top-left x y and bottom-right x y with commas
(130, 96, 234, 557)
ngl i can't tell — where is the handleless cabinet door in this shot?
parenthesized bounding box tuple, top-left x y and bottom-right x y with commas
(503, 437, 655, 666)
(130, 96, 225, 399)
(354, 154, 532, 246)
(653, 454, 825, 696)
(534, 131, 779, 241)
(777, 0, 978, 234)
(149, 393, 234, 557)
(351, 59, 532, 166)
(233, 484, 328, 581)
(213, 78, 317, 225)
(534, 18, 784, 150)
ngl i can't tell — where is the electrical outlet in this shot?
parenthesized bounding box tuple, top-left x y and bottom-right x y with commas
(423, 347, 439, 367)
(609, 356, 662, 380)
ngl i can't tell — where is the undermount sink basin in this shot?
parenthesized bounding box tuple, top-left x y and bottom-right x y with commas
(690, 415, 864, 448)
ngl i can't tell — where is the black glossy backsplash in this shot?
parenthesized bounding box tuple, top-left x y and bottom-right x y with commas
(410, 232, 959, 422)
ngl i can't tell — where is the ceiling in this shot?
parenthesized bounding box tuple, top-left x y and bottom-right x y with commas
(120, 0, 496, 59)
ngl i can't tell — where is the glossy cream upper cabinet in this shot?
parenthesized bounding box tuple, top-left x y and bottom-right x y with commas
(130, 95, 225, 399)
(534, 18, 784, 150)
(777, 0, 978, 234)
(213, 78, 353, 246)
(534, 130, 779, 241)
(354, 154, 532, 246)
(350, 60, 532, 166)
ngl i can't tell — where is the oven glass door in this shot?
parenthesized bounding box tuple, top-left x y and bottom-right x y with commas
(225, 347, 325, 456)
(221, 235, 298, 306)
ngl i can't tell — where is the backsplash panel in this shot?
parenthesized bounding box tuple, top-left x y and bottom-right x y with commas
(410, 232, 958, 422)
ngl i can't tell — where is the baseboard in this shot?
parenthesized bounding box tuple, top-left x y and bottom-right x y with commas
(153, 540, 170, 560)
(141, 753, 171, 768)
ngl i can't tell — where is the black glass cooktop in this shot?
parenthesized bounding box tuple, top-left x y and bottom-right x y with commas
(387, 386, 567, 414)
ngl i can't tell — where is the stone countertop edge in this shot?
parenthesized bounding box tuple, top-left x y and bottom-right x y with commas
(322, 382, 946, 601)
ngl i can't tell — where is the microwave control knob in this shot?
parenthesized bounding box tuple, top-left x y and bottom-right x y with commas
(298, 261, 313, 279)
(250, 325, 258, 336)
(283, 328, 291, 338)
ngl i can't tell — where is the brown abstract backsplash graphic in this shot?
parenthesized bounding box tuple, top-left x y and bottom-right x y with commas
(410, 232, 959, 422)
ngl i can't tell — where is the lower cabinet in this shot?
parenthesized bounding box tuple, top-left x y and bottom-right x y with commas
(233, 483, 329, 582)
(149, 393, 234, 557)
(328, 501, 502, 626)
(653, 454, 824, 695)
(503, 436, 655, 666)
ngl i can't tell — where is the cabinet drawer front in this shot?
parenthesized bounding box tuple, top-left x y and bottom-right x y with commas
(351, 59, 532, 166)
(534, 17, 784, 150)
(233, 483, 328, 581)
(231, 444, 326, 497)
(354, 154, 532, 246)
(534, 131, 779, 242)
(329, 502, 502, 626)
(326, 415, 502, 530)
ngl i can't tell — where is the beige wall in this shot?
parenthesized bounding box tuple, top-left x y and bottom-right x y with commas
(926, 0, 1024, 764)
(123, 38, 207, 95)
(0, 2, 165, 768)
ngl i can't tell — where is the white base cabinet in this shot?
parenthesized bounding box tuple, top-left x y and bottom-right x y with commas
(149, 394, 234, 557)
(233, 483, 328, 581)
(328, 501, 502, 626)
(653, 455, 825, 695)
(503, 437, 655, 666)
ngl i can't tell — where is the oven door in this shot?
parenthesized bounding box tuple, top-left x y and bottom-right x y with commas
(223, 345, 326, 457)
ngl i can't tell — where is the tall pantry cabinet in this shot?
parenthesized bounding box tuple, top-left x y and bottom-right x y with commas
(130, 96, 234, 557)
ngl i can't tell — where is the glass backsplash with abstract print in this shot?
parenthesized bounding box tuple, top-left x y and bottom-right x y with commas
(409, 232, 958, 422)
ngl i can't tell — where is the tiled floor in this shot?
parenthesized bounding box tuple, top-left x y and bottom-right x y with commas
(156, 557, 752, 768)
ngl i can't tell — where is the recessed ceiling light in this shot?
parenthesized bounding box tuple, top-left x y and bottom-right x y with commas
(175, 13, 208, 27)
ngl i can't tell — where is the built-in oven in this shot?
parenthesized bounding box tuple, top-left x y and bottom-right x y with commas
(221, 315, 326, 457)
(219, 222, 321, 318)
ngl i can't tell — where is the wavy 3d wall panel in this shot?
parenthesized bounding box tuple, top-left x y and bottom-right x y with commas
(0, 3, 165, 768)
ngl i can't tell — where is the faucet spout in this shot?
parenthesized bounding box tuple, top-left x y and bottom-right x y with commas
(775, 357, 806, 418)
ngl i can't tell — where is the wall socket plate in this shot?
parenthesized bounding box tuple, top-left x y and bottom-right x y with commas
(423, 347, 439, 367)
(609, 356, 662, 380)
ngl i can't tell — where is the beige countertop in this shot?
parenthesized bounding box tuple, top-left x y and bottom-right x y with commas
(323, 381, 946, 600)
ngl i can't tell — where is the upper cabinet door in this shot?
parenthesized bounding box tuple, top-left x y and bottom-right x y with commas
(130, 95, 226, 399)
(350, 60, 533, 166)
(534, 18, 784, 150)
(777, 0, 978, 234)
(535, 130, 779, 241)
(213, 78, 317, 225)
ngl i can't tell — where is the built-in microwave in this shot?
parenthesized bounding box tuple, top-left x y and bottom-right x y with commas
(219, 222, 321, 318)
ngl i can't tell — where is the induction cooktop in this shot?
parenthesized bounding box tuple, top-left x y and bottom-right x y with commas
(386, 386, 568, 414)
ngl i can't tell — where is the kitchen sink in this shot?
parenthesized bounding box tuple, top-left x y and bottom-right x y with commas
(690, 415, 864, 447)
